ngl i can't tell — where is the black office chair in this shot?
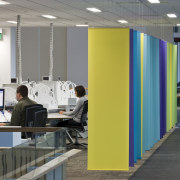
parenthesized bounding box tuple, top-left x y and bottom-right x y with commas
(24, 105, 43, 126)
(32, 108, 47, 138)
(65, 100, 88, 149)
(23, 104, 45, 138)
(34, 108, 47, 127)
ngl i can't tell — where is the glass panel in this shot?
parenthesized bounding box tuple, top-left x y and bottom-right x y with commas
(0, 128, 66, 180)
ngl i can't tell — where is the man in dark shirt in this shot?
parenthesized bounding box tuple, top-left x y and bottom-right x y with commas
(0, 85, 37, 126)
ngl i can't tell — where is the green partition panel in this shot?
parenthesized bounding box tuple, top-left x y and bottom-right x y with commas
(172, 45, 177, 127)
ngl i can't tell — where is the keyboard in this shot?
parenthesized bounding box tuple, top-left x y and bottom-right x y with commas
(0, 110, 11, 123)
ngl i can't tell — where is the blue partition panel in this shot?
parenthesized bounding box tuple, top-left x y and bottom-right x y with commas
(143, 34, 150, 153)
(151, 37, 160, 144)
(133, 30, 141, 162)
(159, 40, 167, 138)
(143, 35, 160, 153)
(129, 29, 134, 167)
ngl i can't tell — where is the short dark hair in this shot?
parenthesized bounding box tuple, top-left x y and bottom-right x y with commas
(16, 85, 28, 97)
(75, 85, 86, 97)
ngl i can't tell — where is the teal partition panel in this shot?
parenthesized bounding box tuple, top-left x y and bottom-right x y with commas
(143, 34, 150, 152)
(151, 37, 160, 145)
(143, 35, 160, 153)
(133, 30, 141, 162)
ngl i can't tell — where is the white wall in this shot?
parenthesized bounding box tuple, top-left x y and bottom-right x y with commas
(67, 27, 88, 88)
(11, 27, 67, 82)
(40, 27, 67, 81)
(21, 27, 40, 81)
(11, 27, 16, 78)
(0, 28, 11, 84)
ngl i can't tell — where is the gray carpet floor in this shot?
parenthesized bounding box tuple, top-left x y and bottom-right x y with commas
(66, 149, 133, 180)
(129, 128, 180, 180)
(65, 128, 176, 180)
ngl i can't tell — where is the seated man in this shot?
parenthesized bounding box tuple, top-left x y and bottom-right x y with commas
(0, 85, 37, 126)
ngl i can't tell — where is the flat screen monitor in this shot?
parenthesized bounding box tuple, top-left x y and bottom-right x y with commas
(0, 89, 5, 110)
(11, 78, 18, 83)
(42, 76, 49, 81)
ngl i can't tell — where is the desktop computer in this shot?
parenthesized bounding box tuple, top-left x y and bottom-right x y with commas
(0, 89, 11, 122)
(0, 89, 5, 109)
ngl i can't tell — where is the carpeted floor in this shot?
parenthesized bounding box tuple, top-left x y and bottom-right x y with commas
(65, 128, 175, 180)
(66, 149, 132, 180)
(129, 128, 180, 180)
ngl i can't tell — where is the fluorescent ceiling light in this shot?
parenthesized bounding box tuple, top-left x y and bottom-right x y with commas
(147, 0, 160, 3)
(86, 8, 101, 13)
(177, 24, 180, 26)
(41, 15, 57, 19)
(118, 20, 128, 24)
(0, 1, 10, 5)
(7, 21, 17, 24)
(167, 14, 177, 18)
(76, 24, 89, 27)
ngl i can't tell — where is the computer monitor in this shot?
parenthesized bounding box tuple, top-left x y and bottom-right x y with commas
(0, 89, 5, 110)
(42, 76, 49, 81)
(11, 78, 18, 83)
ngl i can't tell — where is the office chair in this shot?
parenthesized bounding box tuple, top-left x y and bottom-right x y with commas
(32, 108, 47, 138)
(65, 100, 88, 149)
(24, 104, 44, 138)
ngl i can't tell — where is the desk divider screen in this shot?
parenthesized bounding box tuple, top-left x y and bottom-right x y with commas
(88, 28, 130, 171)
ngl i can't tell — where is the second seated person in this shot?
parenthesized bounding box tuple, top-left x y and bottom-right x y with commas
(57, 85, 87, 127)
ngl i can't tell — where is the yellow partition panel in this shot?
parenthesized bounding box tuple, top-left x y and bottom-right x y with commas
(88, 28, 129, 170)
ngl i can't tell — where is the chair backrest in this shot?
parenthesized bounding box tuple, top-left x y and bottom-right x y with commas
(80, 100, 88, 126)
(34, 108, 47, 127)
(24, 104, 43, 127)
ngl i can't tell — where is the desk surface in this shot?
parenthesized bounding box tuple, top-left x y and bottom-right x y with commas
(48, 113, 72, 119)
(0, 127, 62, 132)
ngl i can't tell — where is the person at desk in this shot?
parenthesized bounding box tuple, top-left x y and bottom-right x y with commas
(57, 85, 87, 127)
(0, 85, 37, 126)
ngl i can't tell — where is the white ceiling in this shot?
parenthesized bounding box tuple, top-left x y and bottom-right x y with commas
(0, 0, 180, 27)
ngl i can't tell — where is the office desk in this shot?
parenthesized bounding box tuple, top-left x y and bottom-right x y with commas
(48, 113, 72, 120)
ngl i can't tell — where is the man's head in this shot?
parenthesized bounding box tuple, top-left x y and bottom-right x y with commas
(16, 85, 28, 101)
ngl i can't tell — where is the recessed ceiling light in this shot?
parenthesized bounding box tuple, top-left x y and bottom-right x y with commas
(147, 0, 160, 3)
(41, 15, 57, 19)
(0, 1, 10, 5)
(86, 8, 101, 13)
(76, 24, 89, 27)
(118, 20, 128, 24)
(167, 14, 177, 18)
(7, 21, 17, 24)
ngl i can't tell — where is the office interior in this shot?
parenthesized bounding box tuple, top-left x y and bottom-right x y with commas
(0, 0, 180, 179)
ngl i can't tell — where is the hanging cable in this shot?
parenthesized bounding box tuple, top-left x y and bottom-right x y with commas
(16, 15, 22, 84)
(49, 23, 54, 81)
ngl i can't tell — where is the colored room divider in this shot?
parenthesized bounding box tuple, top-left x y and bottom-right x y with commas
(88, 28, 177, 170)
